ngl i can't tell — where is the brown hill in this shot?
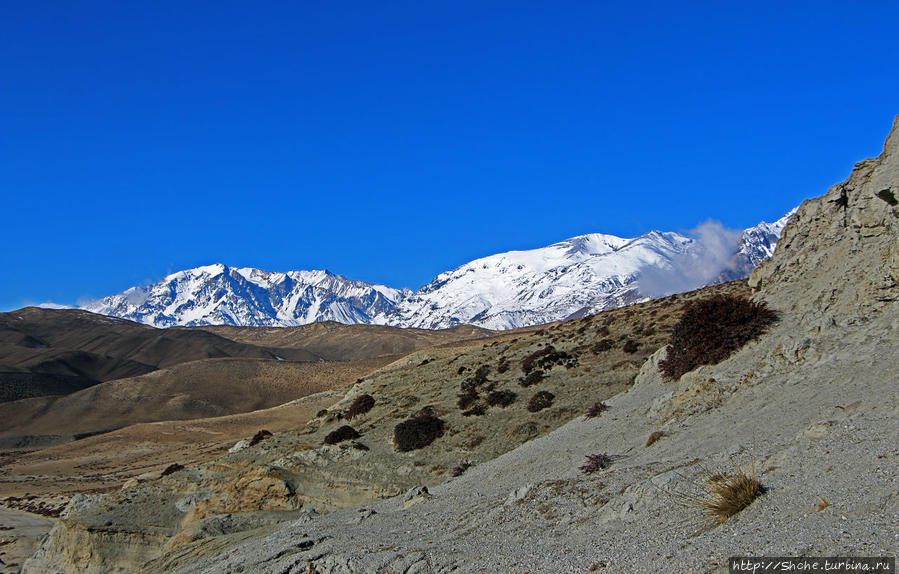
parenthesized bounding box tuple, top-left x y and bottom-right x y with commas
(0, 355, 391, 443)
(0, 307, 320, 402)
(199, 321, 495, 361)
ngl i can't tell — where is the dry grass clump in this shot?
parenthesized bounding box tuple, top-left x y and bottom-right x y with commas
(659, 295, 778, 380)
(592, 339, 613, 353)
(584, 401, 609, 419)
(394, 414, 445, 452)
(323, 425, 360, 445)
(645, 430, 666, 447)
(486, 389, 517, 407)
(622, 340, 640, 354)
(579, 453, 613, 473)
(678, 466, 764, 524)
(527, 390, 555, 412)
(345, 394, 375, 420)
(699, 468, 764, 523)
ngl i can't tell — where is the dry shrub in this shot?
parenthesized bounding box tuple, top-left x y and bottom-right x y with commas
(527, 390, 555, 412)
(622, 340, 640, 354)
(452, 461, 473, 477)
(323, 425, 360, 445)
(487, 389, 517, 407)
(645, 430, 666, 447)
(584, 401, 609, 419)
(521, 345, 555, 373)
(519, 369, 546, 387)
(461, 402, 487, 417)
(579, 453, 613, 473)
(592, 339, 613, 353)
(697, 468, 764, 523)
(345, 394, 375, 420)
(394, 414, 445, 452)
(161, 463, 184, 477)
(659, 295, 777, 380)
(457, 389, 480, 410)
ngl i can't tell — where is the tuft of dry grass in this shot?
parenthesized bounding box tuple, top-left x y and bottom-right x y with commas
(645, 430, 666, 447)
(815, 496, 830, 512)
(689, 466, 764, 523)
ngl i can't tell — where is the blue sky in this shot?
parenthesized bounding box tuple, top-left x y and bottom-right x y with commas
(2, 1, 897, 310)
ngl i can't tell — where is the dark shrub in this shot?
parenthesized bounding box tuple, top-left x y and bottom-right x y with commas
(658, 295, 778, 380)
(519, 369, 545, 387)
(595, 325, 610, 337)
(161, 463, 184, 476)
(496, 358, 510, 373)
(622, 340, 640, 354)
(462, 402, 487, 417)
(460, 378, 479, 394)
(487, 389, 517, 407)
(249, 429, 273, 446)
(521, 345, 555, 373)
(457, 389, 480, 410)
(580, 453, 613, 473)
(394, 414, 445, 452)
(473, 364, 491, 384)
(452, 461, 473, 477)
(527, 390, 555, 412)
(324, 425, 360, 445)
(345, 394, 375, 420)
(457, 366, 467, 375)
(584, 401, 609, 419)
(592, 339, 613, 353)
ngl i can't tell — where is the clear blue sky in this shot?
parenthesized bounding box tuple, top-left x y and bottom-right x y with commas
(2, 1, 897, 310)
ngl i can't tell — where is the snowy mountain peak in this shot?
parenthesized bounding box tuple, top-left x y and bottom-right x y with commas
(80, 209, 796, 330)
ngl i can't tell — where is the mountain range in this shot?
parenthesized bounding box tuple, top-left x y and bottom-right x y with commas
(81, 211, 794, 329)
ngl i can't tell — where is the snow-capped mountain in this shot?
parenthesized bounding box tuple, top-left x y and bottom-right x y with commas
(80, 211, 794, 330)
(82, 264, 410, 328)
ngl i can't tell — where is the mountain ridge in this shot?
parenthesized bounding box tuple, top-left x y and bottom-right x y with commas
(81, 213, 794, 330)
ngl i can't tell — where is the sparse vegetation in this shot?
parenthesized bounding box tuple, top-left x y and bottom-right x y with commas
(584, 401, 609, 419)
(323, 425, 360, 445)
(659, 295, 778, 380)
(345, 394, 376, 420)
(527, 390, 555, 412)
(486, 389, 517, 407)
(457, 389, 480, 410)
(579, 453, 613, 473)
(394, 414, 446, 452)
(622, 339, 640, 354)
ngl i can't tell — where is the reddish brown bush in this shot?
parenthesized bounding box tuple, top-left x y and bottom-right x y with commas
(527, 390, 555, 412)
(394, 414, 445, 452)
(580, 453, 613, 473)
(461, 402, 487, 416)
(345, 394, 375, 420)
(592, 339, 613, 353)
(622, 340, 640, 354)
(324, 425, 360, 445)
(486, 389, 517, 407)
(658, 295, 777, 380)
(519, 369, 546, 387)
(584, 401, 609, 419)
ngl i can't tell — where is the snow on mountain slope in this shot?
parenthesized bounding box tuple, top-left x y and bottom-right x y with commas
(79, 211, 795, 330)
(82, 264, 410, 328)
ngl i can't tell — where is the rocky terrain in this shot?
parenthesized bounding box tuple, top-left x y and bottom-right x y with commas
(15, 119, 899, 572)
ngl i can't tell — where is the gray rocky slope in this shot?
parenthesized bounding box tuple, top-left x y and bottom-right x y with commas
(25, 117, 898, 573)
